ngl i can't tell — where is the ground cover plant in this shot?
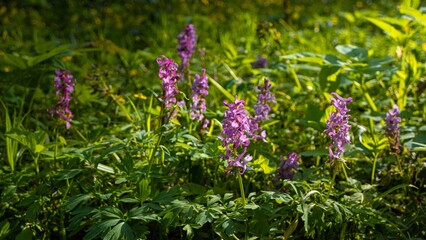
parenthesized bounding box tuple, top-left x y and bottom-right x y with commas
(0, 0, 425, 239)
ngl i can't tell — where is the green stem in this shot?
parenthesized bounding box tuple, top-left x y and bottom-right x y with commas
(231, 234, 240, 240)
(289, 65, 302, 91)
(371, 154, 378, 184)
(59, 179, 72, 240)
(340, 160, 349, 182)
(395, 154, 403, 176)
(147, 129, 163, 175)
(340, 222, 347, 240)
(237, 174, 246, 205)
(363, 91, 378, 112)
(331, 164, 337, 187)
(238, 173, 248, 240)
(34, 154, 40, 174)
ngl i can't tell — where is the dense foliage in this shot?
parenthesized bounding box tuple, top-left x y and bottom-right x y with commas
(1, 0, 425, 239)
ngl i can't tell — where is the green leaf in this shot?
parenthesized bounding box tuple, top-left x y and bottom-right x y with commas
(5, 129, 47, 155)
(207, 75, 234, 101)
(97, 163, 115, 174)
(34, 144, 45, 153)
(183, 224, 194, 239)
(400, 6, 426, 27)
(128, 207, 158, 222)
(0, 53, 27, 69)
(62, 194, 91, 212)
(84, 219, 121, 240)
(0, 221, 10, 238)
(25, 202, 40, 221)
(335, 45, 368, 61)
(15, 228, 33, 240)
(364, 17, 404, 42)
(102, 207, 124, 219)
(137, 178, 151, 202)
(243, 203, 259, 210)
(250, 209, 269, 236)
(54, 169, 83, 181)
(153, 187, 180, 204)
(27, 44, 71, 67)
(305, 102, 324, 123)
(104, 222, 134, 240)
(319, 65, 341, 91)
(283, 215, 299, 240)
(181, 183, 207, 196)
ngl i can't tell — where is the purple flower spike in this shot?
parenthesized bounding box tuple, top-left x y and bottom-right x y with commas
(219, 97, 260, 174)
(254, 78, 276, 122)
(190, 69, 209, 126)
(385, 104, 401, 153)
(156, 56, 180, 119)
(251, 54, 268, 69)
(324, 92, 352, 161)
(177, 24, 196, 70)
(276, 153, 299, 180)
(48, 69, 75, 129)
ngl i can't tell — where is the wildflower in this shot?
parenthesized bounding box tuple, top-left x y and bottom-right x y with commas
(385, 104, 401, 153)
(156, 56, 180, 119)
(177, 24, 196, 70)
(254, 78, 275, 122)
(219, 97, 260, 174)
(190, 69, 209, 127)
(48, 69, 75, 129)
(276, 153, 299, 180)
(251, 54, 268, 69)
(324, 92, 352, 161)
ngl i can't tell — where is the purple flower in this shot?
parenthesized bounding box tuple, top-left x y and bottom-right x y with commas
(251, 54, 268, 69)
(276, 153, 299, 180)
(48, 69, 75, 129)
(156, 56, 180, 119)
(385, 104, 401, 153)
(177, 24, 196, 70)
(254, 78, 275, 122)
(324, 92, 352, 160)
(219, 97, 261, 174)
(190, 69, 209, 126)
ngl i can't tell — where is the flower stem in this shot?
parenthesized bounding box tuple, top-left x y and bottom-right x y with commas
(237, 174, 246, 204)
(371, 153, 378, 184)
(237, 174, 248, 240)
(340, 160, 349, 182)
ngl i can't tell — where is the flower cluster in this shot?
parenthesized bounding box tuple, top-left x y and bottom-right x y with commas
(251, 54, 268, 69)
(190, 69, 209, 128)
(177, 24, 196, 70)
(324, 92, 352, 161)
(157, 56, 180, 119)
(219, 97, 261, 174)
(254, 78, 275, 122)
(276, 152, 299, 180)
(48, 69, 75, 129)
(385, 104, 401, 154)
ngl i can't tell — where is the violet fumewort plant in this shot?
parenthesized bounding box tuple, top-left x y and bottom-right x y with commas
(385, 104, 401, 154)
(276, 152, 299, 180)
(48, 69, 75, 129)
(156, 55, 180, 121)
(254, 78, 275, 122)
(324, 92, 352, 182)
(219, 97, 256, 175)
(219, 96, 263, 206)
(190, 69, 209, 129)
(324, 92, 352, 161)
(177, 24, 196, 73)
